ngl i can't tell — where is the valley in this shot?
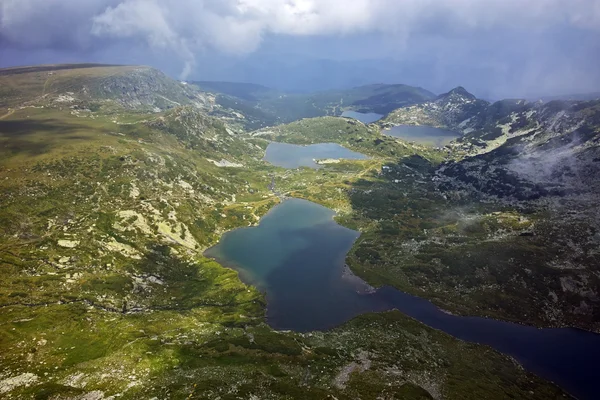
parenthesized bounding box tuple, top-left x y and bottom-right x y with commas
(0, 64, 599, 399)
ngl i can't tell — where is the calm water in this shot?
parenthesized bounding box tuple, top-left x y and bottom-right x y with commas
(264, 142, 368, 169)
(206, 198, 600, 400)
(384, 125, 460, 147)
(341, 110, 383, 124)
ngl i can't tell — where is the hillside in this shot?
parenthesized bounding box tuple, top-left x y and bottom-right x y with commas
(0, 64, 571, 399)
(381, 86, 490, 132)
(0, 64, 212, 113)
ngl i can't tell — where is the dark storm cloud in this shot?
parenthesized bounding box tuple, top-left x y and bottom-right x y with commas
(1, 0, 599, 96)
(0, 1, 119, 50)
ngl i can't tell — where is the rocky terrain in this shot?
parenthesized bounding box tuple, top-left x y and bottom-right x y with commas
(381, 86, 600, 155)
(381, 87, 489, 132)
(347, 88, 600, 331)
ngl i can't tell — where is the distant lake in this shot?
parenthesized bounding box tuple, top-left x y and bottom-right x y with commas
(207, 198, 600, 400)
(384, 125, 460, 147)
(264, 142, 368, 169)
(341, 110, 383, 124)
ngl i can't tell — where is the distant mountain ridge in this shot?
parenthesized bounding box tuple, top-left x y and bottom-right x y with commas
(194, 80, 282, 102)
(192, 80, 435, 130)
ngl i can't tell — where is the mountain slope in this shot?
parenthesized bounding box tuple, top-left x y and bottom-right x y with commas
(382, 86, 600, 154)
(0, 64, 211, 113)
(381, 86, 490, 131)
(0, 64, 568, 399)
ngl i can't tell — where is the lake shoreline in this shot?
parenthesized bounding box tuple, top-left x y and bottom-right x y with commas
(382, 124, 460, 147)
(263, 142, 369, 169)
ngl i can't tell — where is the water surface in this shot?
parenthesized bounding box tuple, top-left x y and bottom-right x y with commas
(206, 198, 600, 400)
(341, 110, 383, 124)
(384, 125, 460, 147)
(206, 198, 389, 330)
(264, 142, 368, 169)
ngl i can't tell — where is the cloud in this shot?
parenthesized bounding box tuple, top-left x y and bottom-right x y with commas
(0, 0, 114, 49)
(1, 0, 600, 88)
(90, 0, 199, 78)
(4, 0, 600, 52)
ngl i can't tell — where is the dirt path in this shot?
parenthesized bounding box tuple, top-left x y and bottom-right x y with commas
(42, 75, 51, 95)
(0, 109, 14, 120)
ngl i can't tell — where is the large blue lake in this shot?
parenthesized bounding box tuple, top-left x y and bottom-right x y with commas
(206, 198, 600, 400)
(384, 125, 460, 147)
(263, 142, 368, 169)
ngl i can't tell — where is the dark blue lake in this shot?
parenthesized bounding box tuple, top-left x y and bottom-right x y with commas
(384, 125, 460, 147)
(341, 110, 383, 124)
(263, 142, 368, 169)
(206, 198, 600, 400)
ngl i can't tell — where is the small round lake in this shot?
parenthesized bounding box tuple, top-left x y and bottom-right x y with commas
(263, 142, 368, 169)
(341, 110, 383, 124)
(206, 198, 600, 400)
(384, 125, 460, 147)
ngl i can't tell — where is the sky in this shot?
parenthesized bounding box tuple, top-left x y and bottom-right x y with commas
(1, 0, 600, 98)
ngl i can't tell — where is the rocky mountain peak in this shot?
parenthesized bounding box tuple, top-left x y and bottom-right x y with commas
(437, 86, 477, 102)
